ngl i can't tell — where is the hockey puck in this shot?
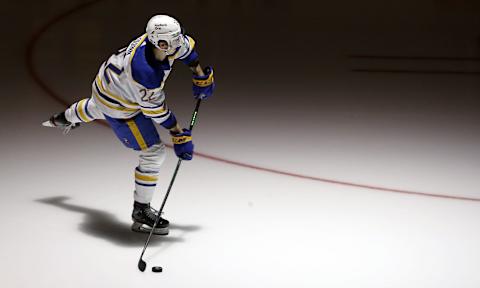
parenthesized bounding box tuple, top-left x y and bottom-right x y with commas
(152, 266, 163, 273)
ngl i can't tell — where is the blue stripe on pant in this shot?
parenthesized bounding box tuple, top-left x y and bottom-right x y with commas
(104, 113, 160, 151)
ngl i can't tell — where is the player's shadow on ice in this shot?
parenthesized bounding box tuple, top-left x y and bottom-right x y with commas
(35, 196, 201, 247)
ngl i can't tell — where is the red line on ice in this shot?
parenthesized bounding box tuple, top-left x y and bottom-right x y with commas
(26, 0, 480, 202)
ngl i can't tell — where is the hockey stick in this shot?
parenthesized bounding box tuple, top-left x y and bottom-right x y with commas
(138, 98, 202, 272)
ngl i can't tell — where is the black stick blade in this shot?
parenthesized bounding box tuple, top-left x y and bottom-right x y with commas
(138, 259, 146, 272)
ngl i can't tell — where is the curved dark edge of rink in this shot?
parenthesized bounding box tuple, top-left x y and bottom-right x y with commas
(25, 0, 480, 203)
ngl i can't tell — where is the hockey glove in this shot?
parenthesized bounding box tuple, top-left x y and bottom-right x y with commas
(171, 129, 194, 160)
(192, 66, 215, 99)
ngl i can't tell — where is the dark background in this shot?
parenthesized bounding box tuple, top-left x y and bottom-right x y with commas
(1, 0, 479, 193)
(1, 1, 480, 287)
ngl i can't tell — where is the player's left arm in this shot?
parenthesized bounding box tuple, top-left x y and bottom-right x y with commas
(176, 35, 215, 99)
(190, 63, 205, 77)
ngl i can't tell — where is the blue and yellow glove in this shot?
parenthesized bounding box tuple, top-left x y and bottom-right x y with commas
(171, 129, 194, 160)
(192, 66, 215, 99)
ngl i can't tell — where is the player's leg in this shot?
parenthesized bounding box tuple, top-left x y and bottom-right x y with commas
(43, 96, 104, 133)
(65, 97, 105, 123)
(132, 143, 169, 235)
(104, 113, 169, 235)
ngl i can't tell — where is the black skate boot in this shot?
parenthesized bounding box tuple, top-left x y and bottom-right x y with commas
(131, 201, 169, 235)
(42, 112, 80, 134)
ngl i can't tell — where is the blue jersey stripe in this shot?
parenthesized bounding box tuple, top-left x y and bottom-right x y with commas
(135, 181, 157, 187)
(84, 99, 94, 120)
(148, 111, 170, 119)
(74, 102, 82, 122)
(140, 102, 165, 109)
(94, 82, 124, 106)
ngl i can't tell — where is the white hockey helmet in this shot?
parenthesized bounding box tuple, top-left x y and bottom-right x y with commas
(146, 15, 184, 54)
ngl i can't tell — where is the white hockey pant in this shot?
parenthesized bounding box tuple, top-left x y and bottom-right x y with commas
(134, 143, 167, 204)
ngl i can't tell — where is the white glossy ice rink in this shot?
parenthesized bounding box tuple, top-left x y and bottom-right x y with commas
(2, 0, 480, 287)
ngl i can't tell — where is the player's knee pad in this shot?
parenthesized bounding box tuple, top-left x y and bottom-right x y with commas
(138, 143, 166, 172)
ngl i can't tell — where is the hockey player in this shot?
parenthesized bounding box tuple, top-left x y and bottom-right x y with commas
(42, 15, 215, 235)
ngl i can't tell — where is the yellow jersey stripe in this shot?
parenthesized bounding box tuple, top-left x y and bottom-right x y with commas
(126, 119, 147, 150)
(188, 36, 196, 50)
(171, 36, 196, 60)
(128, 34, 149, 87)
(129, 34, 148, 65)
(141, 106, 167, 115)
(95, 76, 139, 108)
(135, 172, 158, 182)
(76, 99, 90, 122)
(93, 91, 138, 112)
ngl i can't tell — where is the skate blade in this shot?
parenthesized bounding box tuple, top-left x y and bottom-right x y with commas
(42, 120, 55, 127)
(131, 222, 169, 235)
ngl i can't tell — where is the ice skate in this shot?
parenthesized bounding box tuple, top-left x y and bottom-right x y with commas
(42, 112, 79, 134)
(131, 201, 169, 235)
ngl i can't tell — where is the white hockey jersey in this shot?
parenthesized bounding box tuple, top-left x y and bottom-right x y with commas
(91, 33, 197, 121)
